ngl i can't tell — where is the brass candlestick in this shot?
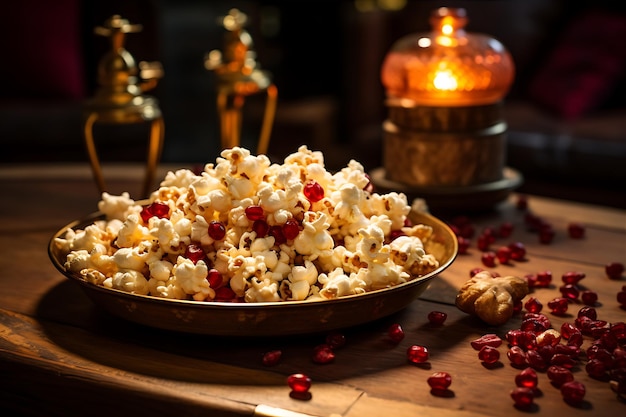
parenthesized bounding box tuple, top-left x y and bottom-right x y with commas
(205, 8, 277, 155)
(83, 15, 164, 198)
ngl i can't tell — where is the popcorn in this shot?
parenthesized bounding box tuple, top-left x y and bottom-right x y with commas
(55, 145, 441, 303)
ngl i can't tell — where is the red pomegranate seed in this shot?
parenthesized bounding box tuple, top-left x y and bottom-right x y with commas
(427, 311, 447, 326)
(287, 373, 312, 393)
(389, 229, 405, 242)
(560, 322, 578, 339)
(559, 284, 580, 300)
(567, 331, 584, 347)
(538, 225, 555, 244)
(577, 306, 598, 320)
(581, 290, 598, 306)
(303, 180, 324, 202)
(208, 221, 226, 240)
(282, 219, 300, 240)
(567, 222, 585, 239)
(547, 297, 569, 315)
(262, 350, 282, 366)
(507, 346, 528, 367)
(513, 300, 523, 315)
(618, 289, 626, 308)
(140, 202, 170, 222)
(562, 271, 585, 285)
(561, 380, 586, 404)
(499, 221, 514, 238)
(478, 345, 500, 364)
(523, 313, 551, 332)
(457, 236, 470, 254)
(206, 268, 223, 288)
(245, 205, 264, 221)
(184, 244, 205, 264)
(269, 225, 286, 245)
(534, 270, 552, 288)
(586, 358, 608, 379)
(524, 297, 543, 314)
(550, 353, 576, 369)
(325, 332, 346, 349)
(312, 344, 335, 364)
(526, 349, 548, 371)
(496, 246, 512, 264)
(510, 387, 534, 409)
(407, 345, 429, 364)
(252, 219, 269, 237)
(427, 372, 452, 390)
(388, 323, 405, 343)
(477, 234, 491, 251)
(214, 286, 237, 301)
(506, 329, 524, 346)
(508, 242, 526, 261)
(470, 334, 503, 350)
(481, 251, 497, 267)
(606, 262, 625, 279)
(469, 267, 485, 277)
(547, 365, 574, 387)
(610, 321, 626, 341)
(515, 367, 538, 388)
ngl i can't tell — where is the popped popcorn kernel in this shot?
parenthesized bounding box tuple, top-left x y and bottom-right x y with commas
(58, 146, 441, 303)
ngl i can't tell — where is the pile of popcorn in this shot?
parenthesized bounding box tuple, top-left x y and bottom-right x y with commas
(54, 146, 439, 303)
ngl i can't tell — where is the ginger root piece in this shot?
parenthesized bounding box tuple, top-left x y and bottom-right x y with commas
(455, 271, 529, 325)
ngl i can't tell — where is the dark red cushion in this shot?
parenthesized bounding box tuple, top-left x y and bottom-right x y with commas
(1, 0, 85, 99)
(528, 10, 626, 119)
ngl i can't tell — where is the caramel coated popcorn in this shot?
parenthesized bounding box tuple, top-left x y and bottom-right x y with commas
(55, 146, 440, 303)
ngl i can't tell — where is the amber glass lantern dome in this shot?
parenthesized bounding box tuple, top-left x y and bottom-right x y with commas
(381, 7, 514, 107)
(372, 7, 520, 201)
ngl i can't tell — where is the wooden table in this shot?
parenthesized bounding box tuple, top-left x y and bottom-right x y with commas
(1, 163, 625, 417)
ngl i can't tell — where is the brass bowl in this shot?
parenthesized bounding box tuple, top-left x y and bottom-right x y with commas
(48, 210, 458, 336)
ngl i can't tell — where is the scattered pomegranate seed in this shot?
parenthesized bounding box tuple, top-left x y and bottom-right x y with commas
(427, 311, 447, 326)
(560, 380, 586, 404)
(508, 242, 526, 261)
(618, 287, 626, 308)
(407, 345, 429, 364)
(606, 262, 625, 279)
(507, 346, 527, 368)
(269, 225, 286, 245)
(469, 267, 485, 277)
(547, 297, 569, 315)
(206, 268, 223, 288)
(312, 344, 335, 364)
(550, 353, 576, 369)
(325, 331, 346, 349)
(287, 373, 312, 393)
(282, 219, 301, 240)
(208, 221, 226, 240)
(524, 297, 543, 313)
(510, 387, 534, 409)
(526, 349, 548, 371)
(577, 306, 598, 320)
(140, 201, 170, 223)
(427, 372, 452, 391)
(303, 180, 324, 202)
(477, 234, 491, 252)
(262, 350, 282, 366)
(581, 290, 598, 306)
(252, 219, 269, 237)
(470, 334, 503, 350)
(538, 225, 555, 244)
(244, 205, 265, 221)
(496, 246, 512, 264)
(389, 229, 405, 241)
(499, 221, 514, 238)
(567, 222, 585, 239)
(547, 365, 574, 387)
(214, 286, 237, 301)
(184, 244, 205, 264)
(478, 345, 500, 364)
(559, 284, 580, 300)
(515, 367, 538, 388)
(387, 323, 405, 343)
(481, 251, 497, 267)
(586, 358, 608, 379)
(535, 270, 552, 288)
(562, 271, 585, 285)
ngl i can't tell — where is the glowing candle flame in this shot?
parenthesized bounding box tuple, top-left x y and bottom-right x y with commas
(433, 70, 458, 91)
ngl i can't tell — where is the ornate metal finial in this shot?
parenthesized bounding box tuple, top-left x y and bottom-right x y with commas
(205, 8, 277, 154)
(83, 15, 165, 198)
